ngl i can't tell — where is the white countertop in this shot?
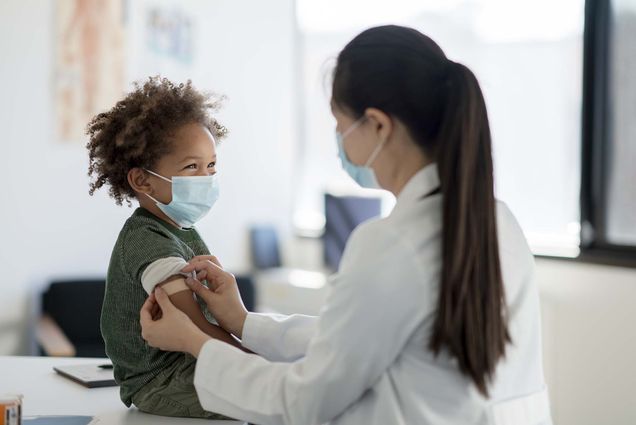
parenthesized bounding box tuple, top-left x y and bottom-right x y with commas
(0, 356, 246, 425)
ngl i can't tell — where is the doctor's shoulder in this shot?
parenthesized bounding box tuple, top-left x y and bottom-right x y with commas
(338, 215, 406, 272)
(494, 200, 534, 266)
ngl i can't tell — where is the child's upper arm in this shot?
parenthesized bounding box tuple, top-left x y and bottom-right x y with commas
(157, 275, 207, 326)
(122, 224, 189, 292)
(141, 257, 192, 295)
(158, 275, 246, 350)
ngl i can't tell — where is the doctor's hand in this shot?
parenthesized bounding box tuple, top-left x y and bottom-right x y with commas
(140, 287, 211, 357)
(181, 258, 248, 339)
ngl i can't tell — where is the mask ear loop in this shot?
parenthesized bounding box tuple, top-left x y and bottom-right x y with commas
(144, 192, 161, 204)
(364, 137, 386, 168)
(341, 116, 385, 167)
(142, 169, 172, 204)
(144, 168, 173, 183)
(340, 116, 366, 139)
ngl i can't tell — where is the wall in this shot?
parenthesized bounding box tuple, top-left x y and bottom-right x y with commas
(0, 0, 296, 355)
(537, 259, 636, 425)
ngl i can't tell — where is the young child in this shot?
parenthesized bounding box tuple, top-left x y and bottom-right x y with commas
(87, 77, 239, 419)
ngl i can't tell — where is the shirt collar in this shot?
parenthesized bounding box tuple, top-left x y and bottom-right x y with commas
(394, 163, 440, 209)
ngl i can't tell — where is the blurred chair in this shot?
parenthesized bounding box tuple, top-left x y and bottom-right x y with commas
(37, 279, 106, 358)
(249, 225, 282, 270)
(324, 194, 382, 271)
(248, 223, 332, 314)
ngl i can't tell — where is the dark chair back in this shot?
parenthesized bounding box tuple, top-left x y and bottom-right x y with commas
(235, 275, 257, 312)
(41, 279, 106, 358)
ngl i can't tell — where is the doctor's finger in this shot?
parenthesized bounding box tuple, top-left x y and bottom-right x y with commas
(140, 296, 155, 324)
(154, 287, 177, 312)
(190, 255, 222, 267)
(150, 302, 161, 320)
(186, 255, 222, 270)
(182, 259, 225, 277)
(185, 276, 214, 298)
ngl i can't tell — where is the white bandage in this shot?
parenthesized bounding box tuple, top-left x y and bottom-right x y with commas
(141, 257, 195, 295)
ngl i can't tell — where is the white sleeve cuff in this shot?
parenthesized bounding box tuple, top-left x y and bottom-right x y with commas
(241, 312, 316, 362)
(241, 312, 271, 354)
(140, 257, 193, 295)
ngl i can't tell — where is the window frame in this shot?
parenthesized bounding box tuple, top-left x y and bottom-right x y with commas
(577, 0, 636, 267)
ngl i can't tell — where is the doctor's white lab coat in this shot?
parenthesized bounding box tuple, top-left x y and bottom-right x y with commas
(192, 164, 552, 425)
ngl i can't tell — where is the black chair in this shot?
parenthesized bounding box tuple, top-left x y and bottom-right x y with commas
(37, 279, 106, 358)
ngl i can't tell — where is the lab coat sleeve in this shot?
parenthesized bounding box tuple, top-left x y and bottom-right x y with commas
(193, 224, 431, 425)
(241, 312, 318, 362)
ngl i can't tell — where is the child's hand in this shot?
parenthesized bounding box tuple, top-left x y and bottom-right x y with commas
(140, 287, 211, 356)
(181, 259, 248, 339)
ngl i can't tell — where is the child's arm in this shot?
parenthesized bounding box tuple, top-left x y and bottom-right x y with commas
(157, 276, 251, 353)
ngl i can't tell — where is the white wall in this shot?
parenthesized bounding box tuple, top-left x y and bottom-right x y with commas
(0, 0, 296, 355)
(536, 259, 636, 425)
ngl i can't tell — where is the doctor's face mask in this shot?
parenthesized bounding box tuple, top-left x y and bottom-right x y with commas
(335, 117, 385, 189)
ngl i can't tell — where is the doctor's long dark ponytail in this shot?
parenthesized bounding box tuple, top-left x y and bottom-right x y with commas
(431, 61, 510, 397)
(332, 25, 509, 397)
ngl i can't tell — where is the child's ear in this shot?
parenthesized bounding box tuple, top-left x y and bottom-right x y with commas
(128, 168, 152, 195)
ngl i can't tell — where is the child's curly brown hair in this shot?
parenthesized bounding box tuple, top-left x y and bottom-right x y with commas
(86, 76, 228, 205)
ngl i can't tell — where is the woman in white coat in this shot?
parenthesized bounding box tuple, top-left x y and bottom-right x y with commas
(140, 25, 552, 425)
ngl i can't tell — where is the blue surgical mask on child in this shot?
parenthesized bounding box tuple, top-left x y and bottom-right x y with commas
(336, 117, 385, 189)
(144, 169, 219, 228)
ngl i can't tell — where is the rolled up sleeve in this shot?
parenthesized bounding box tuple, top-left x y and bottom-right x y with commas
(241, 312, 318, 362)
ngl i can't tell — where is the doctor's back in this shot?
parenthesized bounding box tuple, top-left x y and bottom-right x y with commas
(332, 186, 549, 425)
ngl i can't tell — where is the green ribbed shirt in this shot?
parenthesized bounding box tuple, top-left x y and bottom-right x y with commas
(101, 207, 213, 406)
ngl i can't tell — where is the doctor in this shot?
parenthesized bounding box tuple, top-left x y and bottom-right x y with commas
(140, 25, 551, 425)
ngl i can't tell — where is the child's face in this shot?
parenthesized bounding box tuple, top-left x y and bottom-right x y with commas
(148, 122, 217, 205)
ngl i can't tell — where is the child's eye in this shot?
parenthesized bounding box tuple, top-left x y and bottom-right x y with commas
(208, 162, 216, 168)
(184, 164, 197, 170)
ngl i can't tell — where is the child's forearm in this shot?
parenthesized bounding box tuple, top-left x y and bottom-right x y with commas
(198, 320, 247, 351)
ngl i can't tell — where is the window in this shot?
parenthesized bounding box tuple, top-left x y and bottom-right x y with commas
(581, 0, 636, 264)
(294, 0, 585, 257)
(607, 0, 636, 246)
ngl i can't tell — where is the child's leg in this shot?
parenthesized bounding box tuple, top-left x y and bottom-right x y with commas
(132, 355, 233, 420)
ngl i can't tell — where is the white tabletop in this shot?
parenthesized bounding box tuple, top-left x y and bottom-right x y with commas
(0, 356, 246, 425)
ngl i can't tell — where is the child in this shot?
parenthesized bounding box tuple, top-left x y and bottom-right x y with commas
(87, 77, 239, 419)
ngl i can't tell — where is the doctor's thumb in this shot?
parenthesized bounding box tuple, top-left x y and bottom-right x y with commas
(154, 287, 175, 311)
